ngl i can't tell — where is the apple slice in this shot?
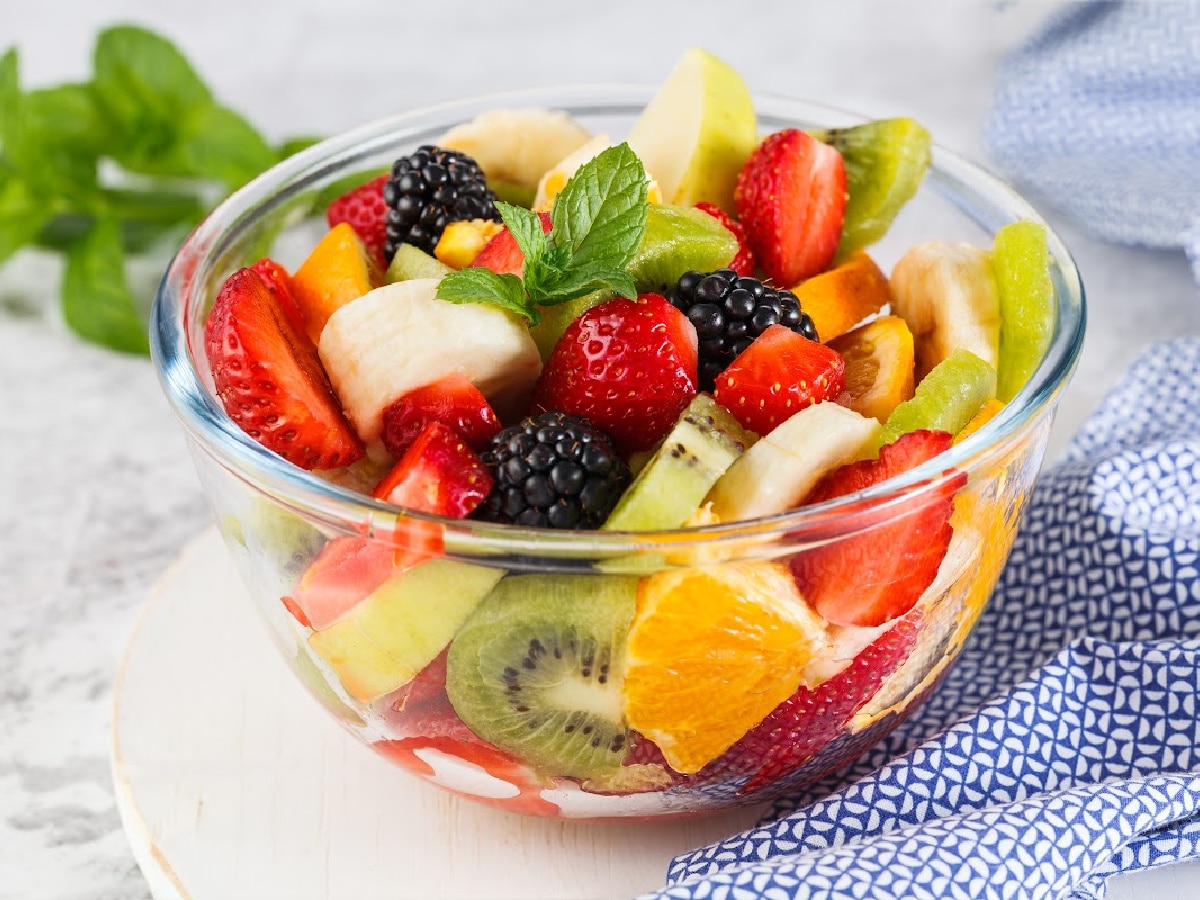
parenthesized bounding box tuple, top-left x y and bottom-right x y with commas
(627, 48, 758, 214)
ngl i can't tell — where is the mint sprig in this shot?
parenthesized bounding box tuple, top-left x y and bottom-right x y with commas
(437, 143, 649, 324)
(0, 26, 318, 355)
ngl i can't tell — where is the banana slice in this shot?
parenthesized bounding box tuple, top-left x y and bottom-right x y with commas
(438, 108, 593, 192)
(889, 241, 1000, 382)
(705, 402, 882, 521)
(318, 279, 542, 454)
(533, 135, 664, 211)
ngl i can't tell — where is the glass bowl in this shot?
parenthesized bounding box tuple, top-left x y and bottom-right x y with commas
(151, 86, 1085, 818)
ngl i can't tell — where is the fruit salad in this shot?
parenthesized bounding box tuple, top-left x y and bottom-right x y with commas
(200, 48, 1059, 817)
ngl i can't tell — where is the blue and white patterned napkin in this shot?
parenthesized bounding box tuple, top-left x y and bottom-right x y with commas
(646, 339, 1200, 900)
(982, 1, 1200, 282)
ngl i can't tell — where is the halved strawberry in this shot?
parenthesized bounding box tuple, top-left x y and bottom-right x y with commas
(373, 422, 494, 519)
(712, 324, 845, 436)
(249, 258, 307, 339)
(531, 293, 698, 453)
(380, 374, 502, 459)
(695, 201, 755, 277)
(700, 613, 922, 795)
(326, 174, 388, 269)
(289, 537, 398, 630)
(791, 430, 964, 626)
(205, 267, 364, 470)
(734, 129, 846, 285)
(469, 210, 552, 274)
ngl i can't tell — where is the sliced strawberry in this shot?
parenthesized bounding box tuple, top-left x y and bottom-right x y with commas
(290, 537, 399, 629)
(701, 613, 922, 795)
(531, 293, 698, 454)
(791, 430, 964, 626)
(205, 267, 364, 470)
(695, 201, 755, 277)
(469, 210, 552, 274)
(326, 173, 388, 269)
(372, 421, 494, 519)
(380, 374, 502, 459)
(249, 258, 307, 339)
(712, 324, 845, 435)
(376, 650, 476, 740)
(734, 129, 846, 285)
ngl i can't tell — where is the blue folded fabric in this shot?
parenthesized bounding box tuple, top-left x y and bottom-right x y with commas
(981, 1, 1200, 282)
(646, 339, 1200, 900)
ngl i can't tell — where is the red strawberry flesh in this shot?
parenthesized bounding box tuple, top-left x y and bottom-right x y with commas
(531, 293, 698, 454)
(470, 210, 552, 275)
(791, 430, 964, 627)
(250, 257, 307, 339)
(735, 129, 846, 285)
(712, 324, 845, 435)
(372, 421, 494, 519)
(695, 201, 756, 277)
(326, 174, 389, 269)
(380, 374, 501, 459)
(204, 267, 364, 470)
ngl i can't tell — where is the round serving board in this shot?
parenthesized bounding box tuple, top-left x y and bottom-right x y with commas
(109, 528, 769, 899)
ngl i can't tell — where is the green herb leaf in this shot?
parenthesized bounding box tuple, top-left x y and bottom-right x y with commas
(437, 268, 536, 324)
(537, 269, 637, 306)
(166, 103, 277, 190)
(0, 177, 51, 265)
(276, 136, 323, 161)
(61, 218, 149, 355)
(549, 143, 648, 272)
(496, 201, 546, 264)
(0, 48, 19, 143)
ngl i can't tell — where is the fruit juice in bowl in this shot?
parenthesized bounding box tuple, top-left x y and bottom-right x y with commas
(151, 49, 1084, 819)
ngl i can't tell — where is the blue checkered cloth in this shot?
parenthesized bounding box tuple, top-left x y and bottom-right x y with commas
(645, 338, 1200, 899)
(982, 1, 1200, 282)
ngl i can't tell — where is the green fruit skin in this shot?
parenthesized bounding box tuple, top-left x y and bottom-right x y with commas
(814, 117, 932, 259)
(385, 244, 452, 284)
(446, 574, 639, 780)
(627, 205, 739, 292)
(874, 348, 996, 452)
(994, 221, 1055, 403)
(529, 289, 612, 361)
(602, 393, 756, 532)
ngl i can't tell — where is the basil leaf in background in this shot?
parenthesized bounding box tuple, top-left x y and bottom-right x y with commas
(0, 178, 51, 265)
(496, 201, 545, 265)
(437, 268, 536, 324)
(166, 103, 277, 190)
(549, 143, 648, 272)
(62, 218, 149, 355)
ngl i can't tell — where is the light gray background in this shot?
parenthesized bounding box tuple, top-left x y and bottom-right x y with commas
(3, 1, 1199, 897)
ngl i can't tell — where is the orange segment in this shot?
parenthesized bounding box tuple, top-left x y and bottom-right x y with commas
(291, 223, 379, 343)
(434, 219, 504, 269)
(791, 250, 892, 343)
(829, 315, 915, 421)
(621, 561, 828, 774)
(954, 397, 1005, 444)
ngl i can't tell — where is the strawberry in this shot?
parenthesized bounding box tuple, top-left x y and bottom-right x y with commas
(734, 129, 846, 285)
(531, 293, 698, 453)
(380, 374, 501, 459)
(205, 267, 364, 470)
(373, 422, 494, 519)
(695, 201, 755, 277)
(469, 210, 552, 274)
(326, 174, 389, 269)
(249, 257, 307, 338)
(701, 613, 922, 795)
(289, 537, 398, 630)
(791, 430, 965, 627)
(712, 324, 845, 435)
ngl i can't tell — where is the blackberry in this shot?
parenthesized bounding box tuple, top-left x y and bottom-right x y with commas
(474, 412, 631, 530)
(382, 145, 500, 259)
(668, 268, 818, 391)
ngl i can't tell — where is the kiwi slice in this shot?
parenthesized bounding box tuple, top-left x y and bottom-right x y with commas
(872, 348, 996, 453)
(813, 117, 932, 259)
(385, 244, 452, 284)
(445, 574, 639, 780)
(627, 204, 740, 292)
(993, 220, 1054, 402)
(602, 394, 757, 532)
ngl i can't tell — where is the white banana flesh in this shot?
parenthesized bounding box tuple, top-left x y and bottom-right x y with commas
(889, 241, 1000, 382)
(318, 278, 542, 455)
(705, 402, 882, 521)
(438, 108, 593, 191)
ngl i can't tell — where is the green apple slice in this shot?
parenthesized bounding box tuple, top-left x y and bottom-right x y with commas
(627, 48, 757, 214)
(993, 220, 1055, 402)
(872, 348, 996, 452)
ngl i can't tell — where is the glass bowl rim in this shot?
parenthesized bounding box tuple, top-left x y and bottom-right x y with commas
(151, 83, 1086, 557)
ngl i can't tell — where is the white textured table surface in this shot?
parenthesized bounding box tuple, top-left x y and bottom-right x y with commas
(4, 2, 1200, 898)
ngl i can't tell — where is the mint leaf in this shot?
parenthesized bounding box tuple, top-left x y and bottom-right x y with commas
(0, 48, 18, 144)
(276, 136, 322, 161)
(22, 84, 113, 157)
(538, 269, 637, 306)
(167, 103, 276, 190)
(437, 268, 536, 324)
(61, 218, 149, 355)
(0, 177, 51, 265)
(496, 201, 546, 264)
(549, 143, 648, 272)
